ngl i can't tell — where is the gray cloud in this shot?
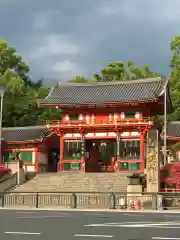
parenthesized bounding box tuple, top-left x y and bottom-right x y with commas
(0, 0, 179, 84)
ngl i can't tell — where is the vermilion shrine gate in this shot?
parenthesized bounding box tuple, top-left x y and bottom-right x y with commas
(38, 77, 172, 192)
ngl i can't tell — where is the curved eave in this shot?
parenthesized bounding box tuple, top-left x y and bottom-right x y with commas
(4, 131, 54, 145)
(40, 131, 55, 141)
(38, 98, 158, 108)
(5, 140, 42, 144)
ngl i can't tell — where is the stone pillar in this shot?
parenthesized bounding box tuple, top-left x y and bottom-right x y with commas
(116, 131, 120, 161)
(146, 129, 160, 192)
(140, 132, 144, 172)
(81, 133, 86, 172)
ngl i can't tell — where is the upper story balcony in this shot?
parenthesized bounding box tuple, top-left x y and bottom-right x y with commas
(46, 117, 154, 131)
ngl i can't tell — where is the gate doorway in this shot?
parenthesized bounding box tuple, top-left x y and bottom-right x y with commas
(85, 139, 116, 172)
(47, 148, 60, 172)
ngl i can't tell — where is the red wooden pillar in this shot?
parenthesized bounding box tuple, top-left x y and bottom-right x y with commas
(59, 132, 64, 171)
(140, 131, 144, 172)
(114, 129, 121, 172)
(34, 145, 38, 172)
(0, 139, 5, 164)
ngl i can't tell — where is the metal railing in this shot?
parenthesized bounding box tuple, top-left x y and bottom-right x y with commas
(1, 192, 180, 210)
(46, 117, 153, 128)
(158, 192, 180, 210)
(0, 173, 11, 182)
(0, 174, 17, 193)
(0, 192, 166, 210)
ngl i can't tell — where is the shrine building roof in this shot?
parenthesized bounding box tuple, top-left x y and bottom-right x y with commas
(162, 121, 180, 140)
(38, 77, 172, 110)
(2, 125, 52, 143)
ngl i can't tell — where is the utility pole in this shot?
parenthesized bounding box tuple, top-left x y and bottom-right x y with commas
(0, 85, 5, 164)
(163, 78, 168, 165)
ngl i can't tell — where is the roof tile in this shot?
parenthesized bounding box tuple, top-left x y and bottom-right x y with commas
(164, 122, 180, 139)
(39, 77, 169, 106)
(2, 126, 51, 142)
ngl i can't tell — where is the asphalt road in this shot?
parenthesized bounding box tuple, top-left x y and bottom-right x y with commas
(1, 209, 180, 239)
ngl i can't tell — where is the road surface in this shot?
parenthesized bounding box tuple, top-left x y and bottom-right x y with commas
(1, 209, 180, 239)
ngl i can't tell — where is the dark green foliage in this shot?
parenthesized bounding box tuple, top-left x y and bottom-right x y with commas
(0, 40, 59, 127)
(0, 36, 180, 127)
(168, 36, 180, 121)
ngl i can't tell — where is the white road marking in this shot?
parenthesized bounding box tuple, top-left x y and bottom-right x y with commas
(84, 213, 105, 216)
(13, 215, 70, 219)
(16, 212, 36, 214)
(152, 238, 180, 240)
(85, 221, 180, 228)
(74, 234, 113, 238)
(150, 226, 180, 229)
(5, 231, 41, 235)
(16, 212, 68, 215)
(164, 215, 180, 218)
(120, 223, 180, 227)
(123, 214, 143, 216)
(85, 221, 153, 226)
(49, 212, 68, 215)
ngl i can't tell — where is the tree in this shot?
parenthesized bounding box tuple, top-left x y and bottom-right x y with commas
(70, 76, 88, 83)
(69, 75, 96, 83)
(2, 36, 180, 127)
(93, 61, 125, 82)
(126, 61, 160, 79)
(93, 61, 160, 82)
(165, 36, 180, 159)
(0, 40, 30, 84)
(0, 69, 25, 93)
(168, 36, 180, 121)
(0, 40, 54, 127)
(169, 36, 180, 85)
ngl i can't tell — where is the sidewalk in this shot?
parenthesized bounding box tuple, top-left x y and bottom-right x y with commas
(0, 206, 180, 213)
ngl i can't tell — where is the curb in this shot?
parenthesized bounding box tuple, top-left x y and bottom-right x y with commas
(0, 207, 180, 213)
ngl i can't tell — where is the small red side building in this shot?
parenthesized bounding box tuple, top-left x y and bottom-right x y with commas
(2, 126, 59, 173)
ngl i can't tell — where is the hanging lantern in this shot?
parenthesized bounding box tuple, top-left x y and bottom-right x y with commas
(135, 112, 140, 119)
(130, 140, 132, 148)
(114, 113, 118, 122)
(109, 114, 113, 122)
(64, 114, 69, 120)
(86, 115, 90, 123)
(79, 114, 83, 120)
(121, 112, 125, 119)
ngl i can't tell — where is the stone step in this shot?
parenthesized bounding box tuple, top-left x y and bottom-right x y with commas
(12, 173, 129, 193)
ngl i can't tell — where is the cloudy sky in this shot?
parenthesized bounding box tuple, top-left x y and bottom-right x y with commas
(0, 0, 179, 84)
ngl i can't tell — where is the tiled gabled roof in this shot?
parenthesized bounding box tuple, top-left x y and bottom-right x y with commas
(2, 125, 52, 142)
(161, 121, 180, 140)
(38, 77, 171, 107)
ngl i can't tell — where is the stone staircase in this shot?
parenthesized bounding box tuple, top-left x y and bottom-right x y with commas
(12, 172, 130, 192)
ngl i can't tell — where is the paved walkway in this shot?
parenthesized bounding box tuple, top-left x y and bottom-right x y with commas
(0, 206, 177, 213)
(1, 209, 180, 239)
